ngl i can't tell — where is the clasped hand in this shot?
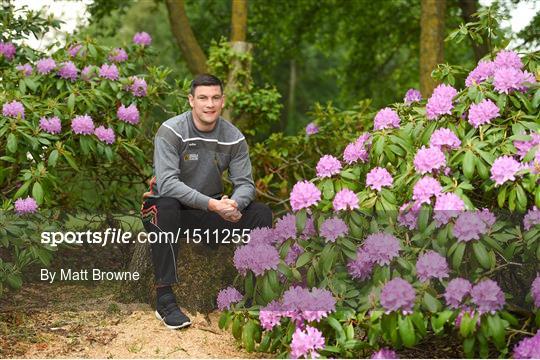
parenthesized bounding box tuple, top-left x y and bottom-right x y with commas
(208, 196, 242, 222)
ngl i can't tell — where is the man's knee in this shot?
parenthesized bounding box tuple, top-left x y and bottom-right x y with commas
(245, 202, 273, 228)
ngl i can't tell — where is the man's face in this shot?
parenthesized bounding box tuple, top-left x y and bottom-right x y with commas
(188, 85, 224, 126)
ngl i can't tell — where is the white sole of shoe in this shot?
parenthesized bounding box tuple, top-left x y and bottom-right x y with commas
(155, 310, 192, 330)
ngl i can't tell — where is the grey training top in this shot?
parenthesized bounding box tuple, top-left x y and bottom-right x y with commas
(145, 111, 256, 211)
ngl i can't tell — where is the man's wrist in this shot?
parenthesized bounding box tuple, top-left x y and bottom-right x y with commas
(208, 198, 218, 212)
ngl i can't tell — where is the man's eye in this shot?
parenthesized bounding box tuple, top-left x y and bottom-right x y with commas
(213, 97, 221, 100)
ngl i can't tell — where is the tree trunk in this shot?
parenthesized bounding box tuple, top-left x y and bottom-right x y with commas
(231, 0, 248, 42)
(287, 59, 297, 128)
(165, 0, 207, 75)
(458, 0, 489, 62)
(420, 0, 446, 97)
(120, 236, 236, 314)
(223, 0, 252, 123)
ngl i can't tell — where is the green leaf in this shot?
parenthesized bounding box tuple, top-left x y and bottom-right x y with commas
(241, 320, 256, 352)
(32, 182, 44, 205)
(515, 184, 527, 212)
(398, 315, 416, 347)
(472, 242, 491, 269)
(487, 315, 506, 350)
(322, 179, 335, 200)
(295, 209, 306, 234)
(232, 316, 243, 340)
(459, 313, 476, 338)
(25, 78, 38, 91)
(431, 310, 454, 334)
(417, 204, 431, 232)
(327, 316, 346, 341)
(13, 180, 32, 198)
(67, 93, 75, 112)
(532, 88, 540, 109)
(295, 251, 312, 268)
(218, 312, 230, 330)
(423, 292, 442, 313)
(63, 153, 79, 171)
(48, 150, 59, 167)
(463, 337, 476, 358)
(244, 271, 254, 298)
(7, 133, 17, 153)
(463, 151, 475, 180)
(19, 79, 26, 94)
(497, 186, 507, 208)
(6, 273, 22, 290)
(452, 242, 466, 270)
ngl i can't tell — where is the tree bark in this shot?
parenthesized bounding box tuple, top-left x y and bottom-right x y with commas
(223, 0, 252, 123)
(458, 0, 489, 62)
(231, 0, 248, 42)
(165, 0, 207, 75)
(287, 59, 297, 127)
(420, 0, 446, 97)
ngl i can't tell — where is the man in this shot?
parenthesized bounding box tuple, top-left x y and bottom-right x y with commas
(141, 74, 272, 330)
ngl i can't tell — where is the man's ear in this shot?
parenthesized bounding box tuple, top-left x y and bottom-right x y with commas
(188, 94, 194, 108)
(221, 94, 226, 109)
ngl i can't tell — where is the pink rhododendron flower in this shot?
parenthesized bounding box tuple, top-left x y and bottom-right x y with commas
(57, 61, 78, 81)
(16, 63, 32, 76)
(465, 60, 495, 87)
(316, 155, 342, 178)
(0, 41, 16, 60)
(374, 107, 400, 130)
(36, 58, 56, 74)
(380, 277, 416, 314)
(2, 100, 24, 119)
(426, 84, 457, 120)
(99, 64, 119, 80)
(216, 287, 242, 310)
(39, 116, 61, 134)
(117, 104, 140, 124)
(108, 48, 128, 62)
(320, 217, 348, 242)
(306, 122, 319, 135)
(333, 189, 359, 211)
(494, 50, 523, 69)
(444, 278, 472, 309)
(468, 99, 500, 128)
(348, 249, 374, 281)
(433, 192, 465, 225)
(471, 279, 505, 313)
(366, 167, 393, 191)
(414, 146, 446, 174)
(404, 89, 422, 104)
(290, 180, 321, 211)
(416, 250, 449, 282)
(133, 31, 152, 46)
(490, 155, 521, 185)
(412, 177, 442, 204)
(290, 326, 325, 359)
(14, 196, 38, 214)
(94, 126, 116, 144)
(71, 115, 95, 135)
(429, 128, 461, 150)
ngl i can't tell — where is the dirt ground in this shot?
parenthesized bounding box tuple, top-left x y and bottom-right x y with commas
(0, 282, 256, 358)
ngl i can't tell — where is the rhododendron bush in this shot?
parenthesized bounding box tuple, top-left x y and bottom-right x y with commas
(0, 5, 185, 295)
(217, 49, 540, 358)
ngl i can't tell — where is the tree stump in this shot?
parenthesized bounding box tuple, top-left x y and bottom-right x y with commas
(120, 237, 237, 314)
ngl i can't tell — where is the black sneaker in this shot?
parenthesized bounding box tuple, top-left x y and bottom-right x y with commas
(155, 293, 192, 329)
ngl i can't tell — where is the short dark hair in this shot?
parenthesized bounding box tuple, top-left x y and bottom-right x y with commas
(190, 74, 223, 95)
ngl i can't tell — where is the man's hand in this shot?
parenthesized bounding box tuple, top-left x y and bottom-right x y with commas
(208, 196, 242, 222)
